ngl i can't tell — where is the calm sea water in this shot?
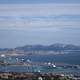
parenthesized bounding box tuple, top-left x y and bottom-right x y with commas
(1, 53, 80, 65)
(0, 53, 80, 74)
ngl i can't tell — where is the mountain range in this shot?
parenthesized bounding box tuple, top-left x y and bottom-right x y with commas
(0, 43, 80, 52)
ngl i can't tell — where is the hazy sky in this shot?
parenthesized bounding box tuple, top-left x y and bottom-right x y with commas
(0, 0, 80, 48)
(0, 0, 80, 4)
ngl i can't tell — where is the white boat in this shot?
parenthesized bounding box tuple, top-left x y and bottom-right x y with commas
(43, 62, 56, 69)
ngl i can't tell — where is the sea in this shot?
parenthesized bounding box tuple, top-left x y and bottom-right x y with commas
(0, 53, 80, 75)
(3, 53, 79, 65)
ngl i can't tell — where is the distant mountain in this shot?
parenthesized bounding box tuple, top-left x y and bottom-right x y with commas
(15, 43, 80, 52)
(0, 48, 13, 51)
(0, 44, 80, 56)
(0, 43, 80, 52)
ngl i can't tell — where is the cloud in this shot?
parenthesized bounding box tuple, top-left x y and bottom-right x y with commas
(0, 4, 80, 30)
(0, 4, 80, 15)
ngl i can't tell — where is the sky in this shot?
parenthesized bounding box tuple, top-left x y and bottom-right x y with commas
(0, 0, 80, 4)
(0, 0, 80, 48)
